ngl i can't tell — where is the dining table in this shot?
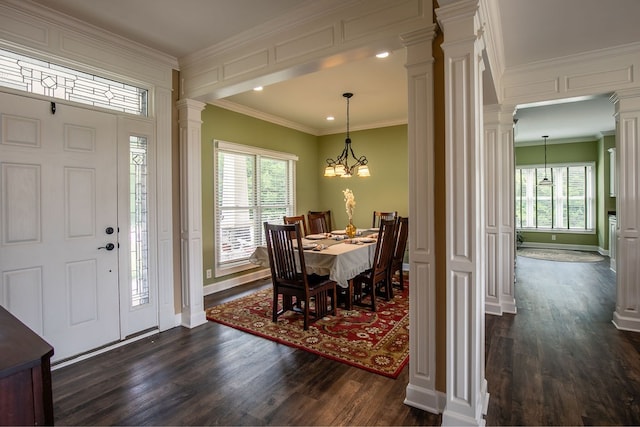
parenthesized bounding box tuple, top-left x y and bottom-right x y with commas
(249, 229, 379, 309)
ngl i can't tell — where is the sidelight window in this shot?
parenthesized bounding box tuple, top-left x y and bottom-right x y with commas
(130, 136, 149, 307)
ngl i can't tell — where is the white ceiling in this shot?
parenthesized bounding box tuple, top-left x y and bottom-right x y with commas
(30, 0, 640, 142)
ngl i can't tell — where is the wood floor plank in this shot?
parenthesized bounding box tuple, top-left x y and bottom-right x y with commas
(51, 255, 640, 425)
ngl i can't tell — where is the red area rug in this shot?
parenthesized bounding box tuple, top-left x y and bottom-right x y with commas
(205, 283, 409, 378)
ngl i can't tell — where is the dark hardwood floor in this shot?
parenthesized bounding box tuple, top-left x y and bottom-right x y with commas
(51, 256, 640, 425)
(486, 255, 640, 426)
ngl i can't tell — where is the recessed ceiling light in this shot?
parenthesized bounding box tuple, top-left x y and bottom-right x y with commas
(253, 86, 263, 91)
(375, 51, 390, 59)
(326, 116, 335, 121)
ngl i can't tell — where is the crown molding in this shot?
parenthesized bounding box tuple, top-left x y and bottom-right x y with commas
(6, 0, 178, 68)
(506, 40, 640, 77)
(515, 134, 610, 146)
(210, 99, 320, 135)
(211, 99, 408, 137)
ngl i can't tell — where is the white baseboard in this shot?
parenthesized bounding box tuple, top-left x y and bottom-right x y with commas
(204, 268, 271, 296)
(520, 242, 601, 252)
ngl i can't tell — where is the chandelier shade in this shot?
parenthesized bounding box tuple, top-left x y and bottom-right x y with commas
(324, 92, 370, 178)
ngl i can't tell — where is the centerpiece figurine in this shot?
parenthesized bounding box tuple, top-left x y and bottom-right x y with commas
(343, 188, 357, 238)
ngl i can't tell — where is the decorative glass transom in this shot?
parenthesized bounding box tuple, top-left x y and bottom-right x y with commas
(0, 48, 148, 116)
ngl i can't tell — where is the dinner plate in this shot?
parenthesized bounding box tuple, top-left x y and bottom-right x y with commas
(331, 230, 346, 235)
(302, 244, 317, 250)
(368, 227, 380, 232)
(305, 234, 327, 240)
(353, 237, 376, 243)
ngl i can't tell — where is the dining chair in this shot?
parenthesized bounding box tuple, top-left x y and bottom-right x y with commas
(372, 211, 397, 228)
(283, 215, 308, 237)
(308, 210, 333, 232)
(264, 222, 337, 330)
(388, 216, 409, 295)
(351, 218, 397, 311)
(307, 212, 330, 234)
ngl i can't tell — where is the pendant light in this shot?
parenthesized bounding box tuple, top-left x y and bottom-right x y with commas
(324, 92, 370, 178)
(539, 135, 553, 186)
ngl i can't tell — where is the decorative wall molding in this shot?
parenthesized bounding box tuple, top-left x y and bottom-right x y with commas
(0, 0, 177, 89)
(179, 0, 431, 101)
(501, 42, 640, 106)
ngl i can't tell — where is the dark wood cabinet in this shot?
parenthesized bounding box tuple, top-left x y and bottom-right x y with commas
(0, 306, 54, 425)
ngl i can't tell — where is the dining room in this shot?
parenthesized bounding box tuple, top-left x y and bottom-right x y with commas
(201, 102, 409, 297)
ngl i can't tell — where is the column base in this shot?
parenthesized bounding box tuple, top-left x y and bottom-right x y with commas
(612, 310, 640, 333)
(181, 309, 207, 329)
(404, 383, 445, 414)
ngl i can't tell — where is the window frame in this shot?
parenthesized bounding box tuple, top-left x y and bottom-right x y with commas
(515, 161, 596, 234)
(214, 140, 297, 277)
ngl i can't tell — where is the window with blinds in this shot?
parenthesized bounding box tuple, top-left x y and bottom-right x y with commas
(214, 140, 297, 276)
(515, 162, 595, 232)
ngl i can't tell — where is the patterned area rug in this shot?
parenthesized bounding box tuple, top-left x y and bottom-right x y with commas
(206, 284, 409, 378)
(517, 247, 605, 262)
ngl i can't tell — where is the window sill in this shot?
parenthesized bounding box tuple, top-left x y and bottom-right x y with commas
(516, 228, 595, 235)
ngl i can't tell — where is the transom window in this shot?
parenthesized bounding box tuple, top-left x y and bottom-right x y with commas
(0, 48, 148, 116)
(214, 140, 297, 276)
(515, 163, 595, 232)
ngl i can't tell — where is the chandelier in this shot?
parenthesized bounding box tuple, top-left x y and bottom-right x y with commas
(538, 135, 552, 186)
(324, 92, 370, 178)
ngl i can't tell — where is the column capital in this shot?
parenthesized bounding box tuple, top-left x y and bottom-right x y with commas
(610, 89, 640, 111)
(400, 24, 439, 47)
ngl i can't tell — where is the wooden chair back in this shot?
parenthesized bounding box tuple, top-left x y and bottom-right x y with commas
(389, 216, 409, 291)
(263, 222, 337, 330)
(283, 215, 308, 237)
(308, 210, 332, 231)
(307, 212, 330, 234)
(352, 218, 397, 311)
(265, 222, 304, 285)
(372, 211, 397, 228)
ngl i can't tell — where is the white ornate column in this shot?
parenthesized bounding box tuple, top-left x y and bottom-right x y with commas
(177, 99, 207, 328)
(484, 105, 517, 315)
(436, 0, 489, 425)
(611, 89, 640, 332)
(401, 25, 443, 414)
(156, 86, 178, 331)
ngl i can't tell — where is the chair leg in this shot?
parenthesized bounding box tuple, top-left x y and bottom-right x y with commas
(272, 290, 278, 323)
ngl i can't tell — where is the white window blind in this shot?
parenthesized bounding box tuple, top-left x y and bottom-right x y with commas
(515, 162, 595, 232)
(214, 140, 297, 276)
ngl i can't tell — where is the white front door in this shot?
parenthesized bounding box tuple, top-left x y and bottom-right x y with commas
(1, 92, 121, 361)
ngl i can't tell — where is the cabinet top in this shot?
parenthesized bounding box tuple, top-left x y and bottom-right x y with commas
(0, 306, 54, 377)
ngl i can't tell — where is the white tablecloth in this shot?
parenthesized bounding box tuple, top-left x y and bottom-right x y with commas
(249, 239, 376, 288)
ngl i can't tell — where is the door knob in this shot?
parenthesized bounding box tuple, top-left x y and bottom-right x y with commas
(105, 227, 115, 235)
(98, 243, 115, 251)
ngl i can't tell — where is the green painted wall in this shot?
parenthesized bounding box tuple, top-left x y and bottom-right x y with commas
(200, 105, 409, 285)
(317, 125, 409, 230)
(515, 138, 612, 249)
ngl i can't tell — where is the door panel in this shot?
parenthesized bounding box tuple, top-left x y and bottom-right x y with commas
(0, 92, 120, 361)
